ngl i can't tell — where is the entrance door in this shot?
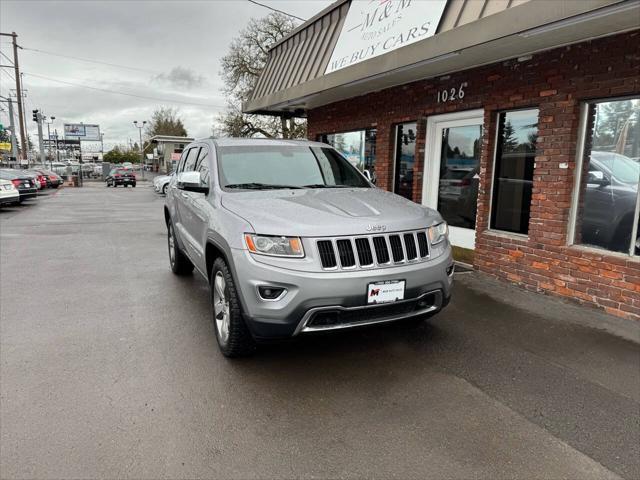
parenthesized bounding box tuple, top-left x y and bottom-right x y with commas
(423, 110, 483, 249)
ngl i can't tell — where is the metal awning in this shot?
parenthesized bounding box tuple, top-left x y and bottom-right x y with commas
(244, 0, 640, 116)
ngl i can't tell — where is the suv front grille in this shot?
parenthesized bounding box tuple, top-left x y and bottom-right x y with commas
(336, 239, 356, 268)
(317, 240, 337, 269)
(316, 230, 430, 270)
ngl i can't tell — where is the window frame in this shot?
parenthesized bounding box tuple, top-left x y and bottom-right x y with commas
(488, 107, 540, 237)
(568, 95, 640, 258)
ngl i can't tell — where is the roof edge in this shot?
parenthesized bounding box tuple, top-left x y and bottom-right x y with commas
(268, 0, 350, 52)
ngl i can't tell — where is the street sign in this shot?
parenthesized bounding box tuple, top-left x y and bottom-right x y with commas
(64, 123, 101, 141)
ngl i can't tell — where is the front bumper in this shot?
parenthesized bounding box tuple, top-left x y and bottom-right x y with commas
(0, 193, 20, 205)
(18, 189, 37, 199)
(231, 245, 454, 339)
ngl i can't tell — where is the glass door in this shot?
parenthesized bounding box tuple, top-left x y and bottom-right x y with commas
(423, 110, 484, 249)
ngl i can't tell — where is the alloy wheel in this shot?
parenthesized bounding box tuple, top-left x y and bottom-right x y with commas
(213, 271, 230, 345)
(168, 224, 176, 266)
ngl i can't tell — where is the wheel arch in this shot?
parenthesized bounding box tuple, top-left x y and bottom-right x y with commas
(206, 240, 228, 282)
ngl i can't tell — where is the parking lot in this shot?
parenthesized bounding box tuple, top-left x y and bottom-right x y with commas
(1, 183, 639, 479)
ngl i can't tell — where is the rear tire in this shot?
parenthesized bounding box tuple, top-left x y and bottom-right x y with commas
(167, 221, 194, 275)
(211, 258, 255, 357)
(162, 184, 168, 195)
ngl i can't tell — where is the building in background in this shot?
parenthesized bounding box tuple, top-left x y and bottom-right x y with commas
(148, 135, 194, 173)
(245, 0, 640, 319)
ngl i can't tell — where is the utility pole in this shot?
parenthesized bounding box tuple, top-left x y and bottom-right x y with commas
(20, 74, 28, 160)
(54, 128, 60, 163)
(0, 32, 27, 161)
(44, 115, 55, 166)
(100, 132, 104, 161)
(133, 120, 146, 179)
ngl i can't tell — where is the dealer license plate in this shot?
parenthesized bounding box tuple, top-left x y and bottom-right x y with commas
(367, 280, 405, 304)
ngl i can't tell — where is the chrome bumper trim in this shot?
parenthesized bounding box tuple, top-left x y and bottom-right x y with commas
(293, 290, 443, 336)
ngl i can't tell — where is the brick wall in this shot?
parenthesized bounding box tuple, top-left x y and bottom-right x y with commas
(307, 30, 640, 320)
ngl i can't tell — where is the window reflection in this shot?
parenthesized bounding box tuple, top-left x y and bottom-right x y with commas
(576, 98, 640, 255)
(320, 129, 377, 182)
(438, 125, 482, 229)
(394, 123, 417, 200)
(491, 109, 539, 235)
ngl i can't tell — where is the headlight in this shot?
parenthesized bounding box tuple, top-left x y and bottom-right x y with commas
(244, 234, 304, 257)
(428, 222, 448, 245)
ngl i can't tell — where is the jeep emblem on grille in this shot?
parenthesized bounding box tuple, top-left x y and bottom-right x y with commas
(366, 224, 387, 232)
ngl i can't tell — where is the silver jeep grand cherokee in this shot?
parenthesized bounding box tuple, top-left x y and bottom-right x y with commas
(165, 138, 454, 357)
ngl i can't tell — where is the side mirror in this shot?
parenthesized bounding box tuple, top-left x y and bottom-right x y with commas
(177, 171, 209, 194)
(586, 170, 609, 187)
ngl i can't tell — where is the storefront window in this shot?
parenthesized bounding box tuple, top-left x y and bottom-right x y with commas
(320, 129, 377, 182)
(575, 97, 640, 256)
(394, 122, 417, 200)
(490, 109, 539, 235)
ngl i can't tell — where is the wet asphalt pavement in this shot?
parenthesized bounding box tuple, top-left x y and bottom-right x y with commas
(1, 183, 639, 479)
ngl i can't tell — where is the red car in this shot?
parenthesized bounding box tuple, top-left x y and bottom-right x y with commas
(34, 169, 63, 189)
(26, 170, 47, 189)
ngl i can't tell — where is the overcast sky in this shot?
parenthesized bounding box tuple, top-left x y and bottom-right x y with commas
(0, 0, 332, 152)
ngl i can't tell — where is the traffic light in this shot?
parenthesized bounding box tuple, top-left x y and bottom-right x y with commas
(32, 109, 39, 122)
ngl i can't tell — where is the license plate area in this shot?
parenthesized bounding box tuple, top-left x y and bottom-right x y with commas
(367, 280, 405, 304)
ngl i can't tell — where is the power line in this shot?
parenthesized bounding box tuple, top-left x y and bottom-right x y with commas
(247, 0, 306, 22)
(21, 47, 160, 74)
(0, 51, 14, 65)
(0, 66, 15, 82)
(23, 72, 225, 109)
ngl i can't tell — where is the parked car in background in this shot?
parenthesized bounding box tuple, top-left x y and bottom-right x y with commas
(25, 170, 48, 189)
(0, 178, 20, 206)
(106, 168, 136, 187)
(153, 172, 173, 194)
(37, 169, 63, 188)
(0, 169, 37, 201)
(164, 138, 453, 357)
(580, 151, 640, 254)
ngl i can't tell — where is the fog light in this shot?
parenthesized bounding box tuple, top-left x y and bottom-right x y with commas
(258, 286, 286, 300)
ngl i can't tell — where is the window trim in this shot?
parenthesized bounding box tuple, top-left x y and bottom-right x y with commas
(488, 107, 539, 237)
(567, 102, 590, 247)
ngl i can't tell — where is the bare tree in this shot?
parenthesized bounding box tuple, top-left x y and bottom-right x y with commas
(217, 13, 306, 139)
(145, 107, 188, 138)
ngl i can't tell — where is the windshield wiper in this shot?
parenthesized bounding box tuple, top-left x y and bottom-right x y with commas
(302, 184, 352, 188)
(225, 183, 303, 190)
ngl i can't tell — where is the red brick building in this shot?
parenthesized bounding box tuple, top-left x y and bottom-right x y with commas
(245, 0, 640, 320)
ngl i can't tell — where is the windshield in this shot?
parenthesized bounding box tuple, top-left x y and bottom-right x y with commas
(217, 145, 371, 190)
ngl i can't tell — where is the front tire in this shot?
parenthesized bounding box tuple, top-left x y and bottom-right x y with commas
(167, 221, 194, 275)
(162, 184, 168, 195)
(211, 258, 255, 357)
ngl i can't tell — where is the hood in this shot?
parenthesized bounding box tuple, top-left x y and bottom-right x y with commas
(221, 188, 441, 237)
